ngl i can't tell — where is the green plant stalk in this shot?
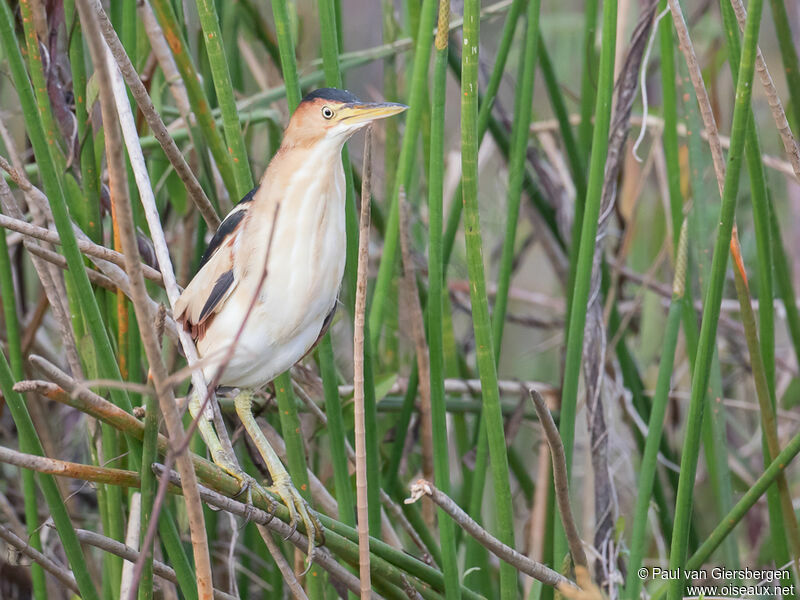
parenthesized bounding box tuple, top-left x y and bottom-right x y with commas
(318, 335, 355, 528)
(491, 0, 540, 357)
(0, 354, 99, 600)
(769, 204, 800, 366)
(368, 0, 437, 350)
(0, 230, 45, 600)
(648, 425, 800, 600)
(195, 0, 254, 197)
(138, 392, 161, 600)
(101, 425, 125, 596)
(428, 1, 461, 597)
(768, 0, 800, 131)
(383, 364, 419, 496)
(554, 0, 617, 562)
(658, 1, 682, 251)
(675, 55, 734, 563)
(221, 1, 243, 90)
(564, 0, 599, 335)
(718, 2, 796, 573)
(18, 0, 64, 167)
(273, 372, 324, 597)
(270, 0, 302, 111)
(731, 244, 800, 563)
(462, 4, 540, 588)
(538, 33, 586, 202)
(64, 0, 103, 243)
(577, 0, 599, 156)
(461, 0, 516, 596)
(149, 0, 238, 199)
(667, 0, 765, 597)
(623, 222, 687, 600)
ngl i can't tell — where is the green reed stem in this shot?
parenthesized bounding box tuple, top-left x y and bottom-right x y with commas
(538, 34, 586, 201)
(428, 1, 461, 597)
(721, 0, 791, 567)
(667, 0, 765, 597)
(555, 0, 617, 561)
(0, 353, 99, 600)
(64, 0, 102, 243)
(623, 221, 687, 600)
(659, 1, 682, 251)
(270, 0, 302, 111)
(149, 0, 238, 200)
(0, 227, 45, 600)
(441, 0, 526, 270)
(769, 205, 800, 366)
(195, 0, 254, 197)
(491, 0, 540, 356)
(368, 0, 437, 350)
(577, 0, 599, 157)
(732, 237, 800, 560)
(318, 336, 355, 528)
(138, 391, 160, 600)
(649, 425, 800, 600)
(273, 372, 324, 597)
(460, 0, 515, 596)
(768, 0, 800, 131)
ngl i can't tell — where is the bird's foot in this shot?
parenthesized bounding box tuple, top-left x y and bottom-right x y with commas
(269, 473, 324, 564)
(221, 466, 275, 520)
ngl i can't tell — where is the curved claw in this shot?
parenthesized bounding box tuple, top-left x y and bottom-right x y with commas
(269, 475, 324, 565)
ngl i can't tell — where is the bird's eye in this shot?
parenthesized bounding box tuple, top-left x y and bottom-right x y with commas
(321, 106, 334, 120)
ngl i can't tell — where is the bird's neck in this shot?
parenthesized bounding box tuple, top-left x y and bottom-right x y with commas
(263, 137, 346, 201)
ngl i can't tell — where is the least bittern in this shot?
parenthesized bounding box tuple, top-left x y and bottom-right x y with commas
(174, 88, 407, 555)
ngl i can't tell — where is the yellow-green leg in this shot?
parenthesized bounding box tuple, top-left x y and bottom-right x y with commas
(188, 391, 267, 505)
(233, 389, 323, 558)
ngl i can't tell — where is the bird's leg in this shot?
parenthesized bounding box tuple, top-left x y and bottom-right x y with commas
(233, 389, 323, 558)
(187, 391, 267, 506)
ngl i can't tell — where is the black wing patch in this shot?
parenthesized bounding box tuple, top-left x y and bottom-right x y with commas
(238, 184, 260, 205)
(197, 185, 260, 269)
(198, 208, 246, 269)
(198, 270, 234, 323)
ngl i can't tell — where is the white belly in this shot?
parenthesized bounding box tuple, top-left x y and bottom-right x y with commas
(198, 162, 347, 389)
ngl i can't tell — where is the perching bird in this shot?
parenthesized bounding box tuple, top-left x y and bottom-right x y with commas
(174, 88, 407, 552)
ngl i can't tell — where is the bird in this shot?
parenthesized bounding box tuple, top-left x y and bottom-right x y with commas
(174, 88, 407, 555)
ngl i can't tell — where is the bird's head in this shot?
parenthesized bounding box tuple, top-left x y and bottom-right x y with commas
(283, 88, 408, 148)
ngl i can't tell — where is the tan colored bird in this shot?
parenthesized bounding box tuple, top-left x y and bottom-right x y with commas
(175, 88, 407, 551)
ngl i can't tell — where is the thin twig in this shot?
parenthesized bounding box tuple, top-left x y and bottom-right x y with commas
(529, 389, 588, 570)
(0, 444, 140, 486)
(405, 479, 576, 589)
(728, 0, 800, 182)
(0, 212, 164, 285)
(353, 126, 373, 599)
(73, 528, 237, 600)
(0, 523, 81, 594)
(23, 239, 117, 290)
(256, 526, 310, 600)
(397, 185, 434, 514)
(666, 0, 726, 193)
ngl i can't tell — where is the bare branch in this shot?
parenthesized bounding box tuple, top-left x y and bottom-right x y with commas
(405, 478, 576, 589)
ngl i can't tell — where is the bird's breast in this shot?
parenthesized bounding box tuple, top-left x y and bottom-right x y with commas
(250, 156, 347, 341)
